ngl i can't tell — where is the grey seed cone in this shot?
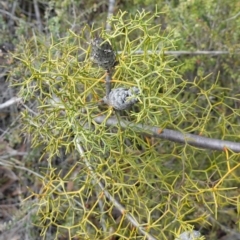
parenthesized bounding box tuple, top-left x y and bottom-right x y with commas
(103, 87, 140, 110)
(90, 37, 116, 71)
(175, 231, 201, 240)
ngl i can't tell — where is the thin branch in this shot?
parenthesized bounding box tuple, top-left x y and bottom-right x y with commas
(14, 165, 44, 179)
(33, 0, 43, 32)
(105, 0, 116, 96)
(75, 139, 107, 233)
(75, 138, 157, 240)
(196, 203, 240, 238)
(0, 69, 10, 79)
(0, 9, 24, 22)
(225, 11, 240, 21)
(20, 101, 38, 116)
(0, 97, 21, 109)
(106, 0, 115, 32)
(118, 50, 232, 56)
(105, 72, 112, 97)
(93, 116, 240, 153)
(8, 0, 18, 33)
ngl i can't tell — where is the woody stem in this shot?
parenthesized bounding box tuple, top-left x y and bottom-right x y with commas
(105, 70, 112, 98)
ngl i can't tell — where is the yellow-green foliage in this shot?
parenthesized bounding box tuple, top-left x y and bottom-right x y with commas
(161, 0, 240, 85)
(13, 9, 240, 240)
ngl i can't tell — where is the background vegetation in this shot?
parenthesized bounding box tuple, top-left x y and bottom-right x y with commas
(0, 0, 240, 239)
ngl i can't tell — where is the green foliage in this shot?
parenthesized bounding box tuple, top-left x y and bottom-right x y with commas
(12, 8, 240, 240)
(161, 0, 240, 85)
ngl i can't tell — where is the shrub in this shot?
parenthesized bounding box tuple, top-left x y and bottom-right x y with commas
(12, 8, 240, 240)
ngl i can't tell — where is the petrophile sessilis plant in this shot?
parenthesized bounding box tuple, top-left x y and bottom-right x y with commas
(13, 9, 240, 240)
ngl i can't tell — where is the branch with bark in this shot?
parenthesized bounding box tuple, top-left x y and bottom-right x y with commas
(94, 115, 240, 153)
